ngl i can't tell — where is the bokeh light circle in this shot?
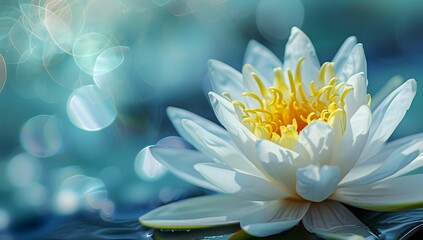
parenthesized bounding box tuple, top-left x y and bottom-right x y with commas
(6, 153, 42, 187)
(67, 85, 117, 131)
(20, 115, 63, 158)
(17, 183, 48, 207)
(55, 175, 108, 215)
(56, 189, 79, 214)
(93, 46, 130, 93)
(256, 0, 304, 42)
(134, 146, 167, 181)
(73, 32, 115, 75)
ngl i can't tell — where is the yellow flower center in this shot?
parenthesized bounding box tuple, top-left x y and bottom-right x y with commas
(227, 58, 369, 149)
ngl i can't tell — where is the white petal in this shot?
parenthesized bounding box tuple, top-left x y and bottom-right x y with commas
(194, 163, 292, 201)
(344, 73, 369, 118)
(244, 40, 282, 84)
(341, 138, 423, 187)
(296, 165, 341, 202)
(139, 194, 260, 229)
(339, 44, 367, 82)
(240, 200, 310, 237)
(294, 121, 334, 165)
(208, 59, 243, 99)
(284, 27, 320, 85)
(333, 105, 371, 177)
(370, 75, 405, 111)
(208, 92, 263, 170)
(166, 107, 231, 150)
(256, 139, 308, 193)
(303, 200, 375, 239)
(358, 79, 417, 163)
(148, 146, 221, 192)
(342, 133, 423, 184)
(333, 36, 358, 75)
(156, 136, 193, 149)
(334, 174, 423, 211)
(181, 119, 262, 176)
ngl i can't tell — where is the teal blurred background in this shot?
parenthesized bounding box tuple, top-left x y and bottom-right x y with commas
(0, 0, 422, 237)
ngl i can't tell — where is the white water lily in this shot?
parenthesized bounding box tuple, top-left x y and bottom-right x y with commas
(139, 27, 422, 239)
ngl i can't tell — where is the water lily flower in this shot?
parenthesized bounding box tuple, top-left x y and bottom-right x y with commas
(139, 27, 422, 239)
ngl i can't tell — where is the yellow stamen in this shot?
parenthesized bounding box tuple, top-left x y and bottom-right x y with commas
(251, 73, 267, 96)
(229, 58, 370, 149)
(242, 92, 264, 109)
(222, 92, 232, 101)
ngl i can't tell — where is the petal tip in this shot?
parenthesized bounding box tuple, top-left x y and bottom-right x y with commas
(166, 106, 178, 118)
(246, 39, 260, 48)
(291, 26, 301, 34)
(207, 59, 223, 70)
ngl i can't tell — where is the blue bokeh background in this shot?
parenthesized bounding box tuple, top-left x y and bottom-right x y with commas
(0, 0, 422, 236)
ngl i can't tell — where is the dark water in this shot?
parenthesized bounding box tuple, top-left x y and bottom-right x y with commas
(3, 206, 423, 240)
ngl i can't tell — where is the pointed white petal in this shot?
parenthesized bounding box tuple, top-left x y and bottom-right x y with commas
(303, 200, 375, 239)
(358, 79, 417, 163)
(284, 27, 320, 85)
(240, 200, 310, 237)
(139, 194, 260, 229)
(156, 136, 193, 149)
(342, 133, 423, 184)
(208, 92, 263, 170)
(166, 107, 231, 151)
(148, 146, 221, 192)
(256, 139, 308, 193)
(334, 174, 423, 211)
(333, 36, 358, 75)
(194, 163, 292, 201)
(295, 121, 334, 165)
(181, 119, 262, 176)
(339, 44, 367, 82)
(296, 165, 341, 202)
(208, 59, 243, 99)
(341, 137, 423, 187)
(344, 73, 369, 118)
(371, 75, 404, 111)
(333, 105, 371, 177)
(244, 40, 282, 84)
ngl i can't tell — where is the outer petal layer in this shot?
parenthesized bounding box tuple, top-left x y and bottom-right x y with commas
(181, 119, 261, 176)
(240, 200, 310, 237)
(166, 107, 231, 150)
(341, 138, 423, 187)
(303, 200, 375, 239)
(148, 146, 221, 192)
(195, 163, 292, 201)
(139, 194, 260, 229)
(208, 92, 264, 170)
(358, 79, 417, 163)
(334, 174, 423, 211)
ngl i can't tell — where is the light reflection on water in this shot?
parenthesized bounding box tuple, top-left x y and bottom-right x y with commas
(5, 206, 423, 240)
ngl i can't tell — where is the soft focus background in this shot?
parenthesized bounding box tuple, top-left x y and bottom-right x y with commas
(0, 0, 422, 239)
